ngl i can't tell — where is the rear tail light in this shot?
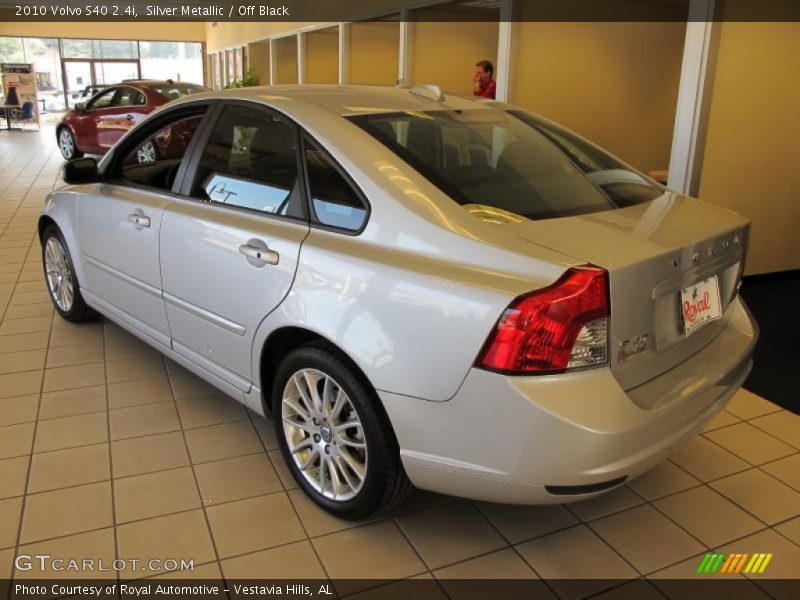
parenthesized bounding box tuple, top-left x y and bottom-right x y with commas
(477, 266, 610, 375)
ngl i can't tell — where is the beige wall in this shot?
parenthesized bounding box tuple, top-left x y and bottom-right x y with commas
(348, 22, 399, 86)
(698, 22, 800, 275)
(0, 19, 205, 41)
(7, 16, 795, 275)
(410, 21, 498, 94)
(512, 22, 685, 175)
(274, 36, 298, 84)
(247, 42, 270, 86)
(206, 22, 319, 52)
(305, 28, 339, 84)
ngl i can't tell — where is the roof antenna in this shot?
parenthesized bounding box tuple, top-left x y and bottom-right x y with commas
(410, 84, 444, 102)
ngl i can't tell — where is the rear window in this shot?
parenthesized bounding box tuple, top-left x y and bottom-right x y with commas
(349, 110, 663, 221)
(146, 83, 208, 101)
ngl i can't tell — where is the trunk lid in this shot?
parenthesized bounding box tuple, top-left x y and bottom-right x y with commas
(505, 193, 750, 396)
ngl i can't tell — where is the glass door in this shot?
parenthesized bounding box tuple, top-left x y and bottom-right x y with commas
(63, 60, 93, 109)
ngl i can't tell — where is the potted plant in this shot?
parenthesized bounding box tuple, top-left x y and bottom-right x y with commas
(225, 68, 260, 89)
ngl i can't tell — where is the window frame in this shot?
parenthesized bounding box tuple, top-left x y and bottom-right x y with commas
(85, 86, 119, 111)
(116, 85, 147, 107)
(177, 99, 310, 225)
(101, 100, 217, 195)
(299, 132, 371, 236)
(175, 99, 371, 235)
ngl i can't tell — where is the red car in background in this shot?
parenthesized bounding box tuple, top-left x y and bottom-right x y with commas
(56, 79, 209, 160)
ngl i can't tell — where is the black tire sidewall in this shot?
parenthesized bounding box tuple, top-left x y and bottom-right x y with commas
(272, 346, 392, 520)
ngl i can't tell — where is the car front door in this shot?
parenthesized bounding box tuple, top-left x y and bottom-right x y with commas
(77, 104, 210, 348)
(160, 102, 310, 392)
(95, 86, 149, 149)
(71, 87, 118, 154)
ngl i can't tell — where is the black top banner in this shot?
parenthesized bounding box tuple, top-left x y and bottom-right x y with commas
(3, 0, 800, 22)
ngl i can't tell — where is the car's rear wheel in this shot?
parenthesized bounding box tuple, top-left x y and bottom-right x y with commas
(273, 345, 411, 520)
(58, 127, 83, 160)
(42, 225, 97, 322)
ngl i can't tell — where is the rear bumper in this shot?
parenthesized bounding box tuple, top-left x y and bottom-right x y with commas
(379, 297, 758, 504)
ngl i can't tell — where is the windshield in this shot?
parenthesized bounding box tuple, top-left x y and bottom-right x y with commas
(146, 83, 208, 101)
(349, 109, 663, 221)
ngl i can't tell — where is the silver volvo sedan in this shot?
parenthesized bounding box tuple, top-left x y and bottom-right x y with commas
(39, 85, 758, 519)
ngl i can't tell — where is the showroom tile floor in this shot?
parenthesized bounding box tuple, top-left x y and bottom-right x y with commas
(0, 128, 799, 596)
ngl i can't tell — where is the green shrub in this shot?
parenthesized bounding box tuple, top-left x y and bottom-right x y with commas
(224, 67, 260, 89)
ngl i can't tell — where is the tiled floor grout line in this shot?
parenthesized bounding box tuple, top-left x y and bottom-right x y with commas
(9, 302, 55, 585)
(99, 326, 121, 588)
(2, 427, 798, 573)
(0, 145, 56, 326)
(336, 573, 438, 600)
(463, 500, 563, 597)
(4, 143, 66, 589)
(613, 476, 800, 588)
(756, 449, 800, 472)
(578, 578, 665, 600)
(629, 479, 757, 551)
(701, 418, 799, 460)
(368, 500, 451, 591)
(697, 431, 800, 501)
(247, 408, 336, 586)
(166, 355, 228, 584)
(561, 501, 648, 580)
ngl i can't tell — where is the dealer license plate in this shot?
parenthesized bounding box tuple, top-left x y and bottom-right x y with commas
(680, 275, 722, 336)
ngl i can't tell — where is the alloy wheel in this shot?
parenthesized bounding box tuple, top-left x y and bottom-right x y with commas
(58, 129, 73, 158)
(44, 236, 74, 312)
(281, 368, 368, 501)
(137, 141, 157, 164)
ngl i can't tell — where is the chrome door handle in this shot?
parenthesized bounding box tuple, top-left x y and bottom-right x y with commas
(125, 114, 134, 120)
(127, 212, 151, 228)
(239, 241, 279, 267)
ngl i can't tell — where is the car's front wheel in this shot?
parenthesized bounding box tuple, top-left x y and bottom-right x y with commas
(273, 345, 411, 520)
(42, 225, 97, 322)
(57, 127, 83, 160)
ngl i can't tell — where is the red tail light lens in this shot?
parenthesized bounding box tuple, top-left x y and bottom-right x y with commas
(477, 266, 610, 375)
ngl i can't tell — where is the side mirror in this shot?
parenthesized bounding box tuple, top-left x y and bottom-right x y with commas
(62, 157, 99, 184)
(74, 101, 86, 112)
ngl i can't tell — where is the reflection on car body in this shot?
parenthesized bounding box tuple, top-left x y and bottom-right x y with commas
(56, 79, 209, 160)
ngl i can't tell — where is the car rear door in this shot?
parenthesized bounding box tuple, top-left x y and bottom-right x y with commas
(77, 103, 212, 348)
(159, 102, 310, 393)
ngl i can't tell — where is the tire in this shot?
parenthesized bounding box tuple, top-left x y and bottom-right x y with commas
(41, 225, 98, 322)
(273, 345, 411, 520)
(57, 127, 83, 160)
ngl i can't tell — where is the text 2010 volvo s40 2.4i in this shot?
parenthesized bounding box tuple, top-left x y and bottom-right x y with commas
(40, 85, 757, 519)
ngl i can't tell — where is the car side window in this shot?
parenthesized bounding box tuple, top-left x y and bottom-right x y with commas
(118, 87, 145, 107)
(86, 88, 117, 110)
(191, 104, 304, 218)
(303, 136, 367, 232)
(115, 113, 204, 191)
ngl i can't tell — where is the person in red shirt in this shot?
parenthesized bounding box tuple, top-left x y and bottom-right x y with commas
(473, 60, 496, 99)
